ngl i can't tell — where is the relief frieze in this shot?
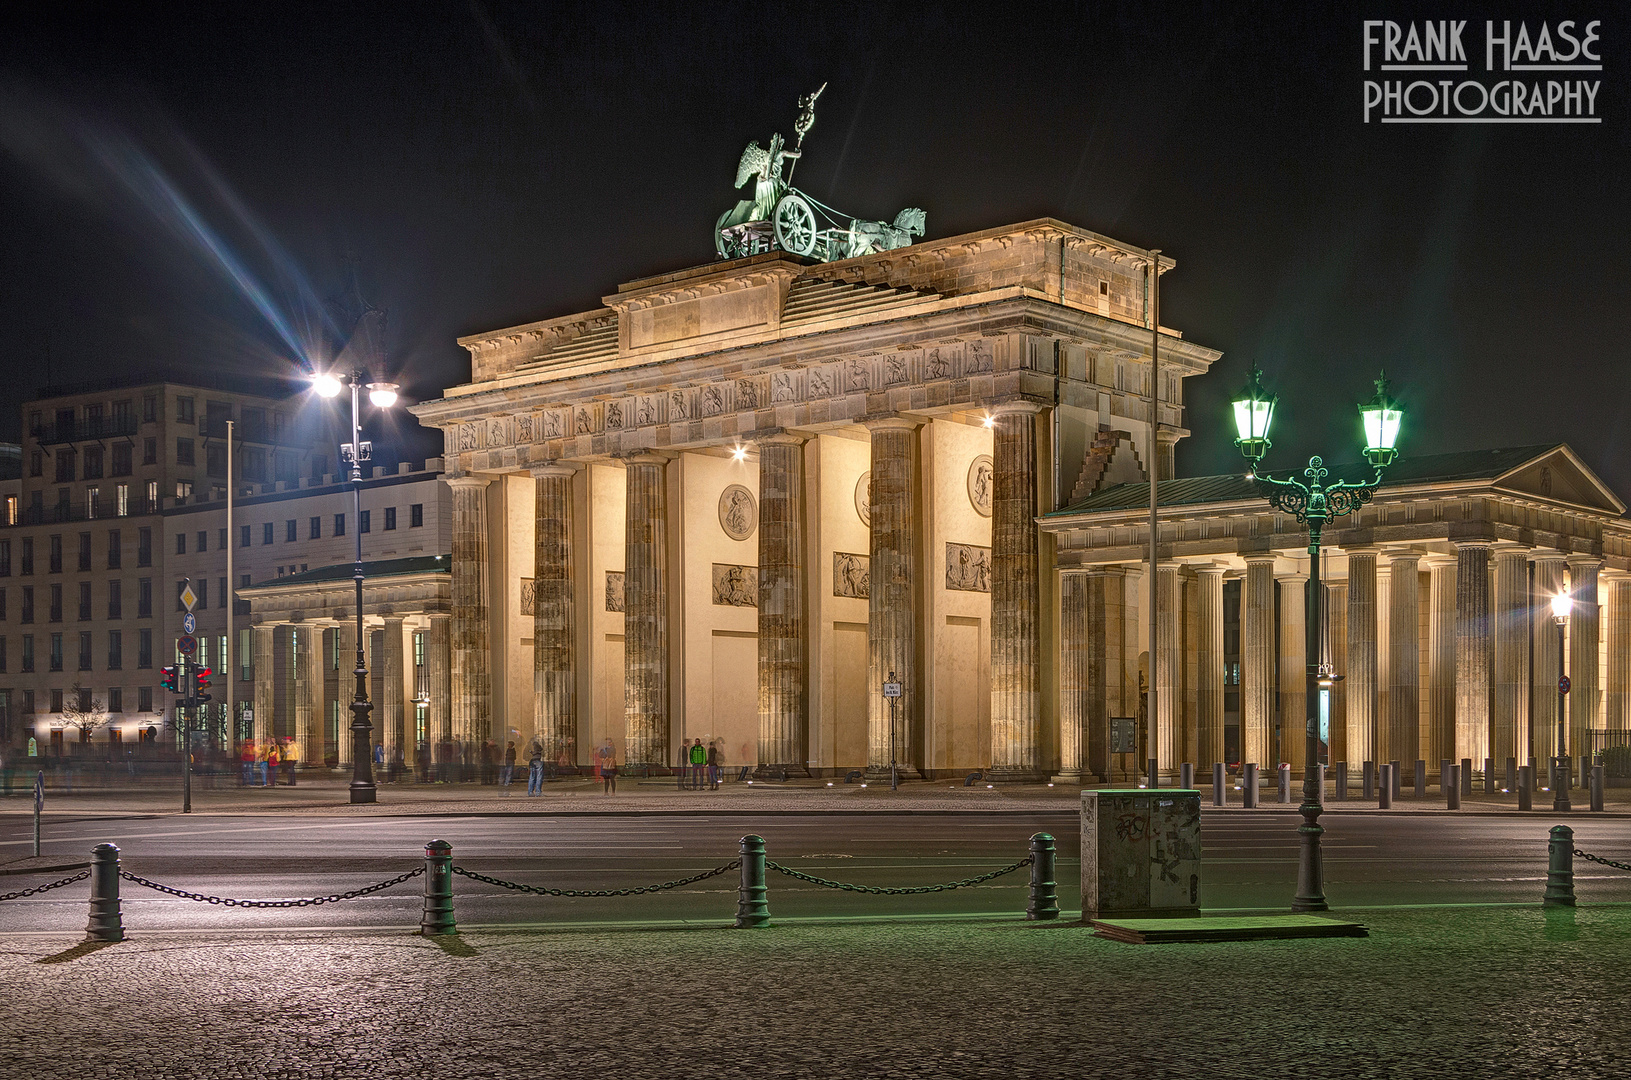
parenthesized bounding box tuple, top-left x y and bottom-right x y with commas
(833, 552, 870, 599)
(711, 564, 758, 607)
(605, 572, 625, 612)
(946, 543, 992, 593)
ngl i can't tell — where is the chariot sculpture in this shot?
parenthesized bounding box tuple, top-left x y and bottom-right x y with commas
(715, 83, 925, 262)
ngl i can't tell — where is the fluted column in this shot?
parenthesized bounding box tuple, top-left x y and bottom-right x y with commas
(427, 614, 451, 747)
(1086, 568, 1121, 782)
(1152, 563, 1181, 777)
(252, 623, 275, 743)
(1493, 547, 1531, 767)
(1607, 575, 1631, 734)
(1241, 555, 1276, 771)
(988, 405, 1043, 781)
(382, 616, 407, 770)
(1568, 557, 1602, 758)
(623, 454, 669, 769)
(448, 475, 491, 746)
(334, 621, 354, 767)
(1058, 572, 1088, 781)
(866, 418, 920, 776)
(757, 435, 808, 775)
(1278, 571, 1308, 772)
(533, 465, 577, 763)
(1531, 552, 1567, 763)
(1196, 567, 1225, 771)
(1327, 582, 1348, 764)
(1387, 552, 1422, 769)
(297, 624, 325, 767)
(1455, 542, 1492, 765)
(1345, 550, 1379, 766)
(1426, 557, 1457, 769)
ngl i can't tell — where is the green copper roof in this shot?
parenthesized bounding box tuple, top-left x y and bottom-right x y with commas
(248, 554, 450, 590)
(1048, 445, 1562, 517)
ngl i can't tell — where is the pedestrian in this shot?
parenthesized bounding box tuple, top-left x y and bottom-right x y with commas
(373, 742, 385, 780)
(257, 741, 270, 787)
(501, 741, 517, 792)
(598, 741, 617, 794)
(240, 741, 254, 786)
(527, 742, 544, 796)
(707, 739, 721, 790)
(689, 738, 707, 791)
(284, 739, 300, 786)
(266, 741, 280, 786)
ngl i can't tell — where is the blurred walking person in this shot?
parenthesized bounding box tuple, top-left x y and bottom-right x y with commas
(527, 741, 544, 796)
(597, 741, 617, 794)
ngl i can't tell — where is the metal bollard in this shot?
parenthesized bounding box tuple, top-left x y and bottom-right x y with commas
(85, 843, 124, 943)
(1415, 759, 1427, 799)
(1244, 763, 1259, 808)
(420, 840, 455, 935)
(1518, 766, 1533, 811)
(1379, 764, 1393, 809)
(1212, 762, 1226, 807)
(1440, 760, 1451, 799)
(1179, 763, 1194, 791)
(735, 834, 770, 928)
(1147, 757, 1159, 790)
(1580, 757, 1592, 791)
(1528, 757, 1538, 791)
(1362, 760, 1375, 800)
(1027, 833, 1059, 921)
(1447, 765, 1461, 810)
(1336, 761, 1349, 801)
(1543, 825, 1576, 907)
(1277, 763, 1291, 803)
(1505, 756, 1517, 793)
(1461, 758, 1473, 796)
(1483, 757, 1495, 795)
(1592, 765, 1605, 813)
(1390, 759, 1402, 799)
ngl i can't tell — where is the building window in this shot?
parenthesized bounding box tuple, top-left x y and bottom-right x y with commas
(206, 443, 226, 478)
(29, 449, 42, 477)
(275, 453, 297, 483)
(286, 519, 296, 542)
(76, 533, 90, 572)
(175, 480, 192, 503)
(143, 437, 157, 466)
(87, 488, 100, 519)
(108, 580, 122, 620)
(21, 538, 33, 575)
(138, 628, 152, 669)
(49, 535, 62, 574)
(0, 587, 5, 620)
(108, 687, 122, 713)
(109, 629, 123, 670)
(137, 527, 152, 567)
(55, 449, 74, 483)
(360, 510, 371, 533)
(0, 539, 9, 576)
(50, 689, 63, 714)
(112, 443, 132, 476)
(138, 686, 152, 712)
(244, 448, 266, 481)
(21, 586, 33, 624)
(84, 445, 104, 479)
(78, 631, 92, 671)
(241, 627, 252, 682)
(312, 455, 327, 480)
(384, 507, 397, 531)
(310, 516, 321, 540)
(334, 513, 345, 537)
(107, 530, 121, 569)
(78, 582, 91, 621)
(197, 531, 208, 553)
(138, 579, 152, 619)
(177, 396, 194, 423)
(218, 528, 226, 549)
(116, 483, 130, 516)
(410, 503, 424, 528)
(49, 584, 62, 622)
(176, 438, 194, 466)
(262, 522, 274, 545)
(176, 533, 186, 556)
(0, 635, 6, 673)
(3, 496, 13, 526)
(21, 634, 34, 673)
(196, 579, 208, 609)
(49, 632, 63, 672)
(145, 479, 158, 511)
(240, 524, 251, 548)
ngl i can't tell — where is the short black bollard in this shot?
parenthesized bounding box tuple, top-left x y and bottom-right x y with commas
(1580, 756, 1592, 791)
(1518, 766, 1533, 811)
(1440, 760, 1451, 799)
(1212, 762, 1226, 807)
(1362, 760, 1375, 800)
(1390, 759, 1402, 799)
(1336, 761, 1348, 802)
(1379, 763, 1393, 809)
(1147, 757, 1159, 790)
(1447, 764, 1461, 810)
(736, 834, 770, 928)
(1243, 763, 1259, 808)
(1027, 833, 1059, 921)
(1543, 825, 1576, 907)
(1591, 765, 1605, 812)
(1506, 756, 1517, 793)
(1461, 757, 1473, 796)
(1179, 763, 1194, 791)
(420, 840, 455, 935)
(1414, 759, 1427, 799)
(85, 843, 124, 943)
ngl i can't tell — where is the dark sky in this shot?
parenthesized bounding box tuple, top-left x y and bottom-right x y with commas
(1, 1, 1626, 492)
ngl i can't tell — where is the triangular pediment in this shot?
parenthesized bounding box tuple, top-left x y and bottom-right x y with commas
(1493, 446, 1626, 515)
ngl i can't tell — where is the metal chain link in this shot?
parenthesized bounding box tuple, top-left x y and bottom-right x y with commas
(451, 861, 740, 898)
(1575, 848, 1631, 873)
(0, 870, 90, 904)
(763, 856, 1033, 895)
(117, 866, 424, 908)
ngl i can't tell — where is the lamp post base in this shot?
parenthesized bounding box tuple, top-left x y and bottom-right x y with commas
(1292, 781, 1329, 912)
(349, 781, 377, 805)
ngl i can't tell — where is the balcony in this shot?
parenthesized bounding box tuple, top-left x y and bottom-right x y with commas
(31, 416, 140, 445)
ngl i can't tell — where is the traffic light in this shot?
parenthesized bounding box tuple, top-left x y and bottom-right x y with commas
(193, 667, 213, 704)
(160, 666, 179, 693)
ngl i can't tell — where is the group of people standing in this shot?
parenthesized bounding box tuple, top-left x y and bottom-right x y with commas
(237, 739, 300, 787)
(682, 738, 723, 791)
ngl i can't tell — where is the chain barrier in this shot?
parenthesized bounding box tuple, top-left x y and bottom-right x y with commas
(763, 856, 1033, 895)
(117, 866, 424, 908)
(451, 861, 740, 898)
(1574, 848, 1631, 873)
(0, 870, 90, 904)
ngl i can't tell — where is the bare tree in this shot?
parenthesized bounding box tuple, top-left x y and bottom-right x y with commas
(60, 682, 111, 745)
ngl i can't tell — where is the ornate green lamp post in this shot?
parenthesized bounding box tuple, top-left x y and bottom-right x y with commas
(1550, 591, 1572, 812)
(1231, 368, 1404, 912)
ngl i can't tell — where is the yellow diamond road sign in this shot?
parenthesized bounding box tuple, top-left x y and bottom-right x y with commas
(179, 583, 198, 612)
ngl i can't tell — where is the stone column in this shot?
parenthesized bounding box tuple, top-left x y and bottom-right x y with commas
(1387, 552, 1422, 769)
(988, 405, 1043, 781)
(448, 475, 491, 747)
(382, 616, 406, 773)
(335, 620, 355, 767)
(866, 418, 920, 776)
(1531, 552, 1567, 763)
(427, 614, 452, 747)
(1568, 557, 1602, 759)
(1345, 550, 1379, 767)
(623, 455, 669, 769)
(1196, 566, 1226, 771)
(1426, 557, 1457, 769)
(757, 434, 809, 775)
(1455, 542, 1493, 765)
(1153, 563, 1181, 777)
(1277, 571, 1308, 772)
(1241, 555, 1276, 771)
(533, 465, 577, 763)
(298, 623, 325, 767)
(1058, 572, 1088, 782)
(1492, 547, 1531, 768)
(1086, 568, 1120, 782)
(1326, 582, 1348, 764)
(1607, 575, 1631, 734)
(252, 623, 275, 743)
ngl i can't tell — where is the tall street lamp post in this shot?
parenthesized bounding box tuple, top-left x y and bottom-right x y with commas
(1231, 369, 1404, 912)
(1551, 591, 1572, 812)
(314, 369, 399, 805)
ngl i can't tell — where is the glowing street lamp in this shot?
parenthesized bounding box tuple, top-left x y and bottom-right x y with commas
(1231, 368, 1405, 913)
(1551, 591, 1572, 812)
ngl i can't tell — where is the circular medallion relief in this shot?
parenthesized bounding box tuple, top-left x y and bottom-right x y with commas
(855, 472, 872, 527)
(718, 484, 757, 541)
(968, 455, 994, 517)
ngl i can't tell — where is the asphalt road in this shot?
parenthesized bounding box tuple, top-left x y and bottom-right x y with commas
(3, 810, 1629, 933)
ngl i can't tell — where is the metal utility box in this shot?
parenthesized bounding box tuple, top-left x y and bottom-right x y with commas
(1081, 789, 1202, 920)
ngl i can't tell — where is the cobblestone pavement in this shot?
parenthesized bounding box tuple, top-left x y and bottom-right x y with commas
(3, 906, 1627, 1078)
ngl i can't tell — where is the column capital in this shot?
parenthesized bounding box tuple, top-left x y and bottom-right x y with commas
(1243, 553, 1279, 567)
(753, 429, 809, 447)
(1275, 570, 1308, 584)
(986, 400, 1046, 418)
(445, 475, 491, 491)
(1452, 538, 1494, 552)
(1529, 548, 1569, 565)
(1566, 554, 1604, 571)
(529, 463, 577, 479)
(618, 451, 673, 466)
(1195, 564, 1229, 580)
(1387, 550, 1424, 568)
(863, 414, 924, 433)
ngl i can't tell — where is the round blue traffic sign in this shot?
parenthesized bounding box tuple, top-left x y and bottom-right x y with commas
(177, 634, 197, 656)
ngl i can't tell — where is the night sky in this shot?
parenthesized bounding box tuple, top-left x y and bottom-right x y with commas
(1, 2, 1625, 491)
